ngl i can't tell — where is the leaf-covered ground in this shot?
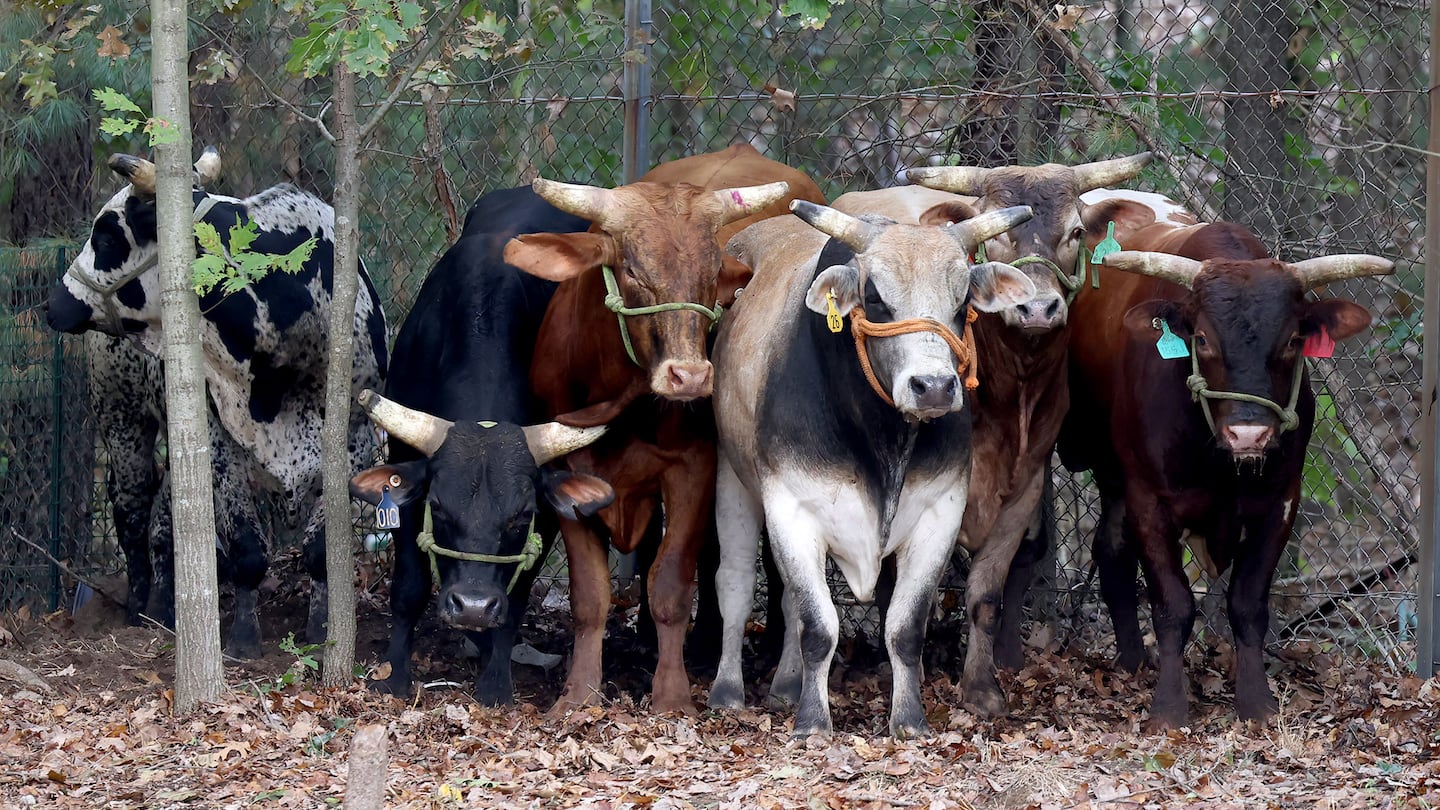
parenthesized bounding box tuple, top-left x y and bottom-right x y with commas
(1, 578, 1437, 809)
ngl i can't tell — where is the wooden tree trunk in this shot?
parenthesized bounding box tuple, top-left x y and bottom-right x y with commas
(322, 60, 361, 687)
(152, 0, 224, 712)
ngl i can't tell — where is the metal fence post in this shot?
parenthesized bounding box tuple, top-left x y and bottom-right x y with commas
(622, 0, 653, 184)
(48, 245, 66, 612)
(1417, 0, 1440, 679)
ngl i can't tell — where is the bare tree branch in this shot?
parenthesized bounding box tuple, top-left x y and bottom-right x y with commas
(10, 528, 127, 608)
(359, 2, 469, 141)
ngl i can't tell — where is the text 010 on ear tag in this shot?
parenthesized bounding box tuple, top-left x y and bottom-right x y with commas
(1302, 325, 1335, 358)
(1155, 319, 1189, 359)
(376, 487, 401, 530)
(825, 290, 844, 333)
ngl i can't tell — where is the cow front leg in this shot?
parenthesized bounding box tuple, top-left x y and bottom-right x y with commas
(648, 462, 712, 715)
(710, 456, 762, 710)
(371, 509, 427, 698)
(766, 511, 837, 737)
(214, 428, 267, 659)
(148, 476, 177, 628)
(1227, 495, 1296, 723)
(887, 530, 953, 739)
(1094, 492, 1146, 673)
(1129, 496, 1193, 732)
(300, 499, 329, 645)
(767, 587, 803, 707)
(549, 520, 612, 719)
(961, 469, 1042, 718)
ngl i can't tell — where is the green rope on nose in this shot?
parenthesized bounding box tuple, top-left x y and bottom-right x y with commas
(600, 265, 724, 367)
(973, 242, 1092, 306)
(1185, 341, 1305, 436)
(414, 505, 545, 594)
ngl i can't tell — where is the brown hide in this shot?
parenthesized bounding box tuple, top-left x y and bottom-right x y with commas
(525, 146, 826, 717)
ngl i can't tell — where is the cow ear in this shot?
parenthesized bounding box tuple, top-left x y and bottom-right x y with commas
(1303, 299, 1372, 342)
(918, 200, 980, 227)
(1081, 198, 1155, 242)
(349, 460, 430, 506)
(717, 253, 753, 307)
(967, 261, 1037, 313)
(804, 264, 861, 316)
(503, 232, 619, 281)
(540, 469, 615, 520)
(1122, 299, 1191, 339)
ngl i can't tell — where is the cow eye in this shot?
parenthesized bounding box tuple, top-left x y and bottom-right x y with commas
(1194, 333, 1208, 348)
(624, 265, 638, 280)
(1069, 226, 1086, 242)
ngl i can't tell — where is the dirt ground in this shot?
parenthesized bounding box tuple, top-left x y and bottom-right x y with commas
(1, 552, 1437, 809)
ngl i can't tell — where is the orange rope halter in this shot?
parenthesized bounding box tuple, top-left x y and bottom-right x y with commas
(849, 305, 980, 408)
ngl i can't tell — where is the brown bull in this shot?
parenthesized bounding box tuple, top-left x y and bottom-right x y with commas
(1055, 190, 1392, 729)
(503, 144, 826, 715)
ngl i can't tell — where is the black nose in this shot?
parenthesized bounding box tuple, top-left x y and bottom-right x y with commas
(909, 374, 958, 410)
(441, 589, 505, 629)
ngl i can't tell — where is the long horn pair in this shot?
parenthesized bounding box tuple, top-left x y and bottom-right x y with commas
(906, 152, 1153, 196)
(532, 178, 618, 227)
(791, 200, 1033, 255)
(1102, 250, 1394, 290)
(357, 390, 605, 465)
(109, 147, 225, 195)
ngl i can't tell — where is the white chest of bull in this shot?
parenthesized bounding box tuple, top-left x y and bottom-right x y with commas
(761, 461, 967, 602)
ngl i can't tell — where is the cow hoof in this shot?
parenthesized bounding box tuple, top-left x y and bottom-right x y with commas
(224, 636, 264, 661)
(707, 680, 745, 710)
(1235, 692, 1278, 724)
(767, 675, 801, 708)
(1142, 706, 1186, 734)
(473, 688, 516, 708)
(962, 683, 1007, 719)
(368, 676, 412, 698)
(993, 644, 1025, 673)
(1114, 650, 1149, 675)
(889, 717, 931, 741)
(790, 720, 832, 739)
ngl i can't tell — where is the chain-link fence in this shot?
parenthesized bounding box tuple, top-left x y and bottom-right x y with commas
(2, 0, 1428, 668)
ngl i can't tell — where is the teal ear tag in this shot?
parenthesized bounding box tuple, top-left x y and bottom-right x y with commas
(1154, 318, 1189, 360)
(1091, 222, 1121, 276)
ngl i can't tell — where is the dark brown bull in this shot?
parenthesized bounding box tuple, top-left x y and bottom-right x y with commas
(502, 144, 826, 715)
(1056, 191, 1392, 729)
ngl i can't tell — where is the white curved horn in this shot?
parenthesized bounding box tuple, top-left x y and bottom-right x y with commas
(522, 422, 608, 466)
(532, 177, 617, 226)
(904, 165, 993, 195)
(712, 181, 791, 225)
(194, 146, 222, 188)
(789, 200, 884, 252)
(357, 389, 453, 457)
(1101, 250, 1204, 289)
(950, 205, 1034, 252)
(1071, 152, 1154, 192)
(109, 153, 157, 196)
(1287, 254, 1395, 289)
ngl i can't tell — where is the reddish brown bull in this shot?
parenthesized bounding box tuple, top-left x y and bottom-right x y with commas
(900, 154, 1152, 715)
(1056, 191, 1392, 729)
(502, 144, 826, 715)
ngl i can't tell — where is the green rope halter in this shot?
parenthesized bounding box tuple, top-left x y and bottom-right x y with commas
(974, 242, 1093, 306)
(1185, 340, 1305, 436)
(600, 265, 724, 367)
(414, 505, 545, 594)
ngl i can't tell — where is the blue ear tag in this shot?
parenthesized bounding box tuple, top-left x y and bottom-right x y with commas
(376, 485, 401, 530)
(1091, 221, 1121, 272)
(1154, 318, 1189, 360)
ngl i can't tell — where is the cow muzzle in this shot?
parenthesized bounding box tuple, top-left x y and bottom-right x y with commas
(1220, 423, 1275, 459)
(439, 585, 507, 630)
(902, 372, 962, 420)
(653, 359, 713, 400)
(1006, 288, 1067, 333)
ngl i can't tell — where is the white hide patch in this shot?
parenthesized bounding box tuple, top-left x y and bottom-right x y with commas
(760, 461, 968, 604)
(1079, 188, 1193, 224)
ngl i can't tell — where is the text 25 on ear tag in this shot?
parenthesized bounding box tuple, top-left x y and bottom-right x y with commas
(1154, 318, 1189, 359)
(1091, 221, 1121, 270)
(1303, 325, 1335, 358)
(825, 289, 844, 334)
(376, 486, 401, 530)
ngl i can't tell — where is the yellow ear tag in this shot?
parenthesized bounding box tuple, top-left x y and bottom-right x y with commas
(825, 290, 843, 334)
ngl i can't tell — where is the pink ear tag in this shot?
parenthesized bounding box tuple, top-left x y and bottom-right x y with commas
(1302, 325, 1334, 358)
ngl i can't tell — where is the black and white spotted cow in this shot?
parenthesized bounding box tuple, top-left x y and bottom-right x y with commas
(46, 149, 388, 647)
(710, 200, 1035, 738)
